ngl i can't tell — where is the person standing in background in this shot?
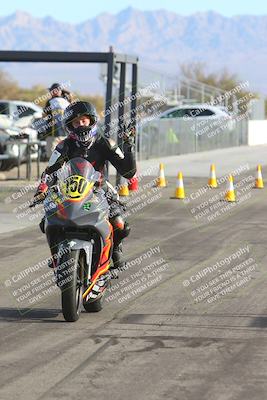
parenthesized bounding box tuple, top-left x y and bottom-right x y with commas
(61, 88, 74, 103)
(43, 83, 70, 158)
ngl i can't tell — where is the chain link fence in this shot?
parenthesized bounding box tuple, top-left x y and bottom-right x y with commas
(137, 117, 248, 160)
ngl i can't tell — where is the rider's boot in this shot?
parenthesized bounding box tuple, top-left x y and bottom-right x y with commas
(110, 220, 131, 271)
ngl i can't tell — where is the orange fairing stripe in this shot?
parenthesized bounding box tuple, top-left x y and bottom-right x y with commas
(96, 226, 113, 272)
(82, 263, 110, 299)
(82, 224, 113, 299)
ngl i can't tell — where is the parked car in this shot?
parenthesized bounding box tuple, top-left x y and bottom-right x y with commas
(0, 100, 42, 127)
(0, 102, 44, 171)
(159, 104, 236, 131)
(0, 124, 41, 171)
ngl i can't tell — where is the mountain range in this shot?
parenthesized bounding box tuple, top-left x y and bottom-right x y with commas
(0, 8, 266, 94)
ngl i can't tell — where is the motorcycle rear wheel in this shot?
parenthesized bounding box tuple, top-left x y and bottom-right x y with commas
(83, 296, 103, 313)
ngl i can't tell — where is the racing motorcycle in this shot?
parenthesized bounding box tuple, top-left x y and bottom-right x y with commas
(30, 157, 113, 322)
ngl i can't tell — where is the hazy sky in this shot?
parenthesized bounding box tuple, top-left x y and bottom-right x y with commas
(1, 0, 267, 22)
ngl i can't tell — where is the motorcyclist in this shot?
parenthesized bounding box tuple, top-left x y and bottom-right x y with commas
(35, 100, 136, 274)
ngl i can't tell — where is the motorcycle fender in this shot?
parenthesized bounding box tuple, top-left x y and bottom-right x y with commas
(57, 239, 93, 269)
(69, 239, 93, 266)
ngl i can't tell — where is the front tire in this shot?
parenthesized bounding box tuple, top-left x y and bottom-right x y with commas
(57, 250, 83, 322)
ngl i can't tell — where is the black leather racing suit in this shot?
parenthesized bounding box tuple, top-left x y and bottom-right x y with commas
(41, 131, 136, 269)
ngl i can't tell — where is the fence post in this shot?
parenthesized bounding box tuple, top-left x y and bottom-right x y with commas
(37, 142, 41, 179)
(27, 137, 32, 181)
(194, 121, 198, 152)
(17, 142, 21, 180)
(116, 62, 126, 187)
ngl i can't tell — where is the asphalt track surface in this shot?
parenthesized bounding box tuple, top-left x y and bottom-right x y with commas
(1, 166, 267, 400)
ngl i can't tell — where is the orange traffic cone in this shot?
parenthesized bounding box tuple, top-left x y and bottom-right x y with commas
(208, 164, 218, 188)
(174, 172, 185, 199)
(254, 165, 264, 189)
(224, 175, 236, 202)
(157, 163, 167, 187)
(128, 173, 138, 191)
(118, 177, 129, 197)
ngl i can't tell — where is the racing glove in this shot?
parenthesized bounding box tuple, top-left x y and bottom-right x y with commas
(122, 123, 136, 145)
(34, 182, 48, 198)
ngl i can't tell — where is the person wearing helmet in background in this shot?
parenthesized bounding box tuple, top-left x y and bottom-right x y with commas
(43, 83, 70, 158)
(35, 101, 136, 284)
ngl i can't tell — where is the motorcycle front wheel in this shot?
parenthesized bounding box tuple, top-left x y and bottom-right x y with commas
(58, 250, 83, 322)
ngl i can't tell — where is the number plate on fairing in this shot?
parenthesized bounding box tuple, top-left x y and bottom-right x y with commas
(61, 175, 93, 200)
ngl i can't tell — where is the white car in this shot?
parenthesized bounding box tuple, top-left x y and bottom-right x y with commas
(160, 104, 230, 119)
(159, 104, 236, 131)
(0, 100, 42, 128)
(0, 101, 43, 170)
